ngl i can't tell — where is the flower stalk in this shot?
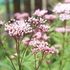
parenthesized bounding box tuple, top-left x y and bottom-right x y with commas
(15, 38, 21, 70)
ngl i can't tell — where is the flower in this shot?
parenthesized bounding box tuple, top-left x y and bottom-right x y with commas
(55, 27, 65, 32)
(22, 37, 30, 46)
(14, 13, 21, 19)
(14, 12, 29, 20)
(39, 10, 48, 16)
(42, 34, 49, 40)
(5, 20, 32, 38)
(33, 31, 42, 39)
(53, 3, 70, 14)
(59, 13, 70, 21)
(26, 37, 57, 54)
(33, 9, 40, 16)
(39, 24, 50, 32)
(53, 3, 64, 14)
(31, 39, 57, 54)
(29, 38, 40, 47)
(28, 17, 46, 25)
(44, 14, 56, 20)
(55, 26, 70, 32)
(33, 9, 48, 17)
(28, 17, 40, 25)
(33, 32, 49, 40)
(53, 3, 70, 21)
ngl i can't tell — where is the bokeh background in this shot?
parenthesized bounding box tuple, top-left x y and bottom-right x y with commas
(0, 0, 63, 21)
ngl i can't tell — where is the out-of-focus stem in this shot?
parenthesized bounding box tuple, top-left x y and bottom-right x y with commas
(21, 47, 28, 63)
(59, 20, 66, 70)
(6, 54, 16, 70)
(1, 45, 16, 70)
(36, 53, 44, 70)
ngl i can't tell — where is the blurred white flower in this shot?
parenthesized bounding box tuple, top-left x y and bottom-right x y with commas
(53, 3, 70, 14)
(59, 14, 70, 21)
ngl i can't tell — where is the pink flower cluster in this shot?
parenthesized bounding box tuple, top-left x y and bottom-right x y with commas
(23, 37, 57, 54)
(14, 12, 29, 20)
(33, 9, 56, 22)
(33, 9, 47, 17)
(5, 10, 57, 54)
(5, 19, 32, 38)
(21, 9, 57, 54)
(44, 14, 56, 21)
(31, 40, 56, 54)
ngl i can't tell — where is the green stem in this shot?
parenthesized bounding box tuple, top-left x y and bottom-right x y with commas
(15, 39, 21, 70)
(36, 53, 44, 70)
(34, 54, 36, 70)
(59, 34, 65, 70)
(21, 47, 28, 63)
(47, 64, 51, 70)
(1, 46, 16, 70)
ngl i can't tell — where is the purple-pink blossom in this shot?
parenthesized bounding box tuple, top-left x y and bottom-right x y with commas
(44, 14, 56, 20)
(28, 17, 40, 25)
(39, 24, 50, 32)
(14, 12, 29, 20)
(31, 40, 57, 54)
(33, 31, 42, 39)
(33, 9, 48, 17)
(5, 20, 32, 37)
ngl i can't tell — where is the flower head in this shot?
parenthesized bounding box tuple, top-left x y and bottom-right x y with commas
(53, 3, 70, 14)
(33, 9, 48, 17)
(59, 13, 70, 21)
(39, 24, 50, 32)
(44, 14, 56, 20)
(5, 20, 32, 38)
(14, 12, 29, 20)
